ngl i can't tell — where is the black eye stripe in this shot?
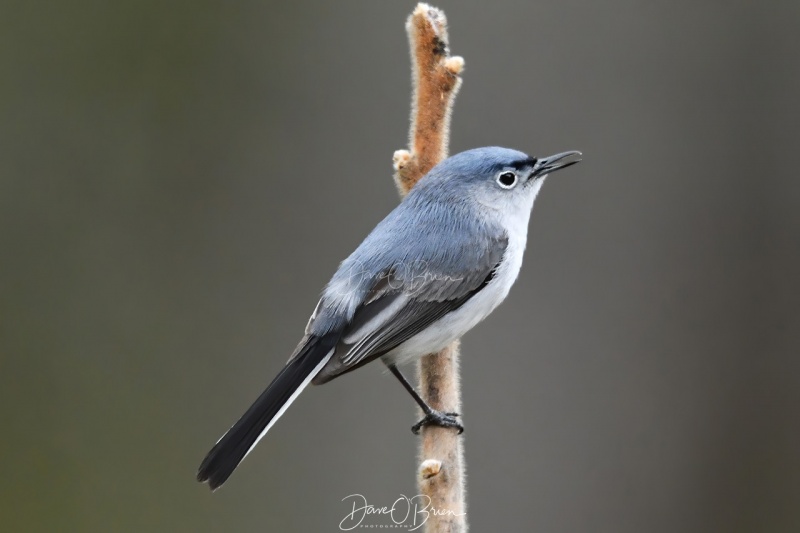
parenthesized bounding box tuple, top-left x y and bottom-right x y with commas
(507, 157, 538, 171)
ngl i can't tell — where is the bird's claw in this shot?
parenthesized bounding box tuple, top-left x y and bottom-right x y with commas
(412, 410, 464, 435)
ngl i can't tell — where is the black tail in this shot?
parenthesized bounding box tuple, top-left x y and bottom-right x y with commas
(197, 333, 338, 490)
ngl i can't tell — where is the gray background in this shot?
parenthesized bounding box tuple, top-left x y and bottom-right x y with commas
(2, 1, 799, 531)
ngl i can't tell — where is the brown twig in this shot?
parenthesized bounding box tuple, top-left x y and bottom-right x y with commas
(392, 4, 467, 532)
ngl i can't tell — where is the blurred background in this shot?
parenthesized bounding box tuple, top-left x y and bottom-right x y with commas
(2, 1, 799, 531)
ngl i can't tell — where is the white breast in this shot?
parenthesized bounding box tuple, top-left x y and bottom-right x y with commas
(384, 185, 537, 365)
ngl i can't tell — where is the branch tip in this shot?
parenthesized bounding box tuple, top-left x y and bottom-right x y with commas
(412, 3, 446, 31)
(396, 3, 463, 195)
(393, 149, 412, 171)
(445, 56, 465, 75)
(420, 459, 443, 479)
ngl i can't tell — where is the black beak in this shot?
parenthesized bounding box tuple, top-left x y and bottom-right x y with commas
(532, 151, 582, 178)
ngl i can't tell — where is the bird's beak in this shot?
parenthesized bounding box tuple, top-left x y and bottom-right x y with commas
(532, 151, 582, 178)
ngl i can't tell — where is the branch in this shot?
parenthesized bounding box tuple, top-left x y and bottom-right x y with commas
(393, 4, 467, 532)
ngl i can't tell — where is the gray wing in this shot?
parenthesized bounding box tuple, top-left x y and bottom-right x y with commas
(310, 235, 508, 384)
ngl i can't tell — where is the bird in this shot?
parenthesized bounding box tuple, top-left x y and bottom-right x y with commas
(197, 146, 581, 490)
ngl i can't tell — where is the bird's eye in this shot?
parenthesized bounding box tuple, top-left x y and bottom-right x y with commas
(496, 171, 518, 189)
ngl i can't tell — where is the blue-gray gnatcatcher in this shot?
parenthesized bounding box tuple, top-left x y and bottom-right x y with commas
(197, 146, 581, 489)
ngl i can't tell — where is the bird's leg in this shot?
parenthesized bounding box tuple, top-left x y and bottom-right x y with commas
(386, 362, 464, 435)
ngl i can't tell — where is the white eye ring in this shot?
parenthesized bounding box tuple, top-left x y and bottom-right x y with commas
(496, 171, 518, 189)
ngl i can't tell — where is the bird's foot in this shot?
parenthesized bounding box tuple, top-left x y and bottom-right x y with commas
(412, 410, 464, 435)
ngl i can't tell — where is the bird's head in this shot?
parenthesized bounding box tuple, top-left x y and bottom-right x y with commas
(417, 146, 582, 214)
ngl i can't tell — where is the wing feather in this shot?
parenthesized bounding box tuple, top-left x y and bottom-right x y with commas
(312, 235, 508, 384)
